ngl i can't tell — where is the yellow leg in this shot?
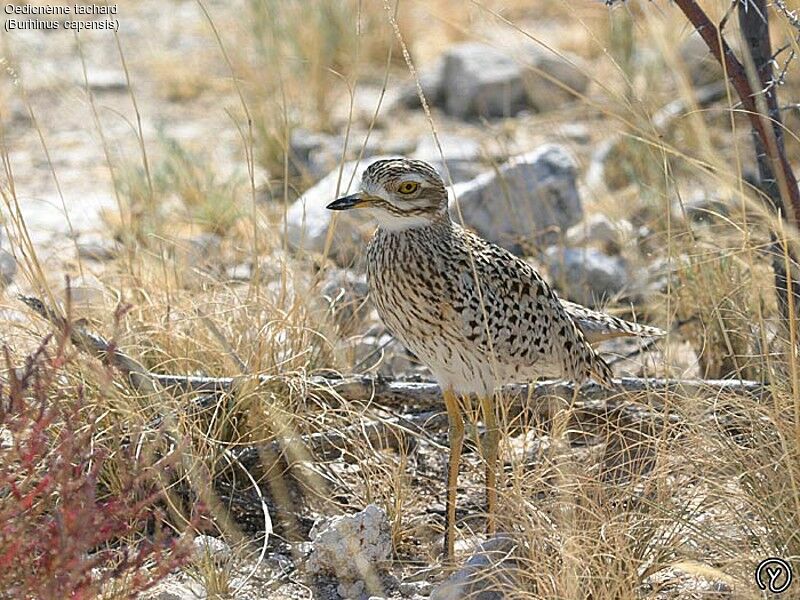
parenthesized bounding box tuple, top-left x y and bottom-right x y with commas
(443, 388, 464, 561)
(480, 394, 499, 535)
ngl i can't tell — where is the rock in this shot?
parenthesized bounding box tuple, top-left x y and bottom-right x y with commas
(680, 31, 724, 86)
(286, 157, 385, 264)
(431, 535, 519, 600)
(452, 144, 583, 252)
(174, 232, 222, 268)
(287, 146, 581, 263)
(412, 133, 484, 184)
(306, 504, 392, 599)
(395, 58, 445, 109)
(565, 213, 634, 252)
(556, 123, 591, 144)
(442, 42, 528, 119)
(0, 249, 17, 287)
(192, 534, 232, 564)
(428, 42, 589, 119)
(520, 44, 590, 112)
(289, 128, 334, 178)
(142, 578, 205, 600)
(77, 238, 117, 261)
(84, 68, 128, 92)
(59, 273, 109, 313)
(399, 580, 434, 596)
(681, 195, 730, 225)
(544, 247, 629, 305)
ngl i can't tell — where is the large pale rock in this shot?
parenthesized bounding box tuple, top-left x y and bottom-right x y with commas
(395, 57, 445, 109)
(306, 504, 392, 599)
(286, 157, 388, 264)
(433, 42, 589, 119)
(286, 145, 582, 263)
(452, 144, 583, 252)
(442, 43, 528, 119)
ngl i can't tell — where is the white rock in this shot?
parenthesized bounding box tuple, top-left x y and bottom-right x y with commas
(84, 68, 128, 92)
(307, 504, 392, 598)
(395, 58, 445, 109)
(544, 247, 629, 305)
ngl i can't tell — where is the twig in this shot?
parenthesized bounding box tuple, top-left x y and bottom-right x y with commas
(672, 0, 800, 226)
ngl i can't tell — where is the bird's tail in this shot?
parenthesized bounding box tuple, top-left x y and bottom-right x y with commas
(560, 299, 666, 346)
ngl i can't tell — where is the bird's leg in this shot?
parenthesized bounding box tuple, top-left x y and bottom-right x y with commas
(479, 394, 499, 535)
(443, 387, 464, 561)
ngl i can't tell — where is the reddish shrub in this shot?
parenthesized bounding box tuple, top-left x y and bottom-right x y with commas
(0, 336, 195, 599)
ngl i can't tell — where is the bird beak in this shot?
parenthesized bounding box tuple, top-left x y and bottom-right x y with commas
(326, 192, 370, 211)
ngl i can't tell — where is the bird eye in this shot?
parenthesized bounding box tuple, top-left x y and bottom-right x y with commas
(398, 181, 419, 194)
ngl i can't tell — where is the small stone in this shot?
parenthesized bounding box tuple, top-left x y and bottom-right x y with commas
(399, 581, 434, 596)
(192, 534, 232, 564)
(565, 213, 634, 251)
(290, 128, 333, 170)
(544, 247, 629, 306)
(680, 31, 725, 86)
(60, 273, 109, 312)
(84, 68, 128, 92)
(306, 504, 392, 595)
(681, 195, 730, 224)
(431, 534, 519, 600)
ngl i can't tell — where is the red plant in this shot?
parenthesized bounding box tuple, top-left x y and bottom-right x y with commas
(0, 336, 196, 599)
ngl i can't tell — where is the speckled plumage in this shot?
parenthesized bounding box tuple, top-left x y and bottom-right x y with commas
(367, 215, 616, 396)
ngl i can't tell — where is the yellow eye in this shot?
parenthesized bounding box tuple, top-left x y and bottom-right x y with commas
(397, 181, 419, 194)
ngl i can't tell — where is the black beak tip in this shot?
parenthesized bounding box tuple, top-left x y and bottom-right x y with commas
(326, 194, 359, 211)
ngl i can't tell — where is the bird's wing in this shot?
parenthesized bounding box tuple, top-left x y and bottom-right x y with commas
(448, 228, 613, 385)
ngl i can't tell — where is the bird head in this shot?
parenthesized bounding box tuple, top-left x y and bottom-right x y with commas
(326, 158, 448, 230)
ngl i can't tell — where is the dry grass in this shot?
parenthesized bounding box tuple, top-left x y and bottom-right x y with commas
(2, 0, 800, 598)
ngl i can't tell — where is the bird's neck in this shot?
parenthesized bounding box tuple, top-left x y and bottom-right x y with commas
(375, 209, 451, 234)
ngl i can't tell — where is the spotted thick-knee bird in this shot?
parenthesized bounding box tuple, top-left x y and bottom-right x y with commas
(326, 157, 665, 560)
